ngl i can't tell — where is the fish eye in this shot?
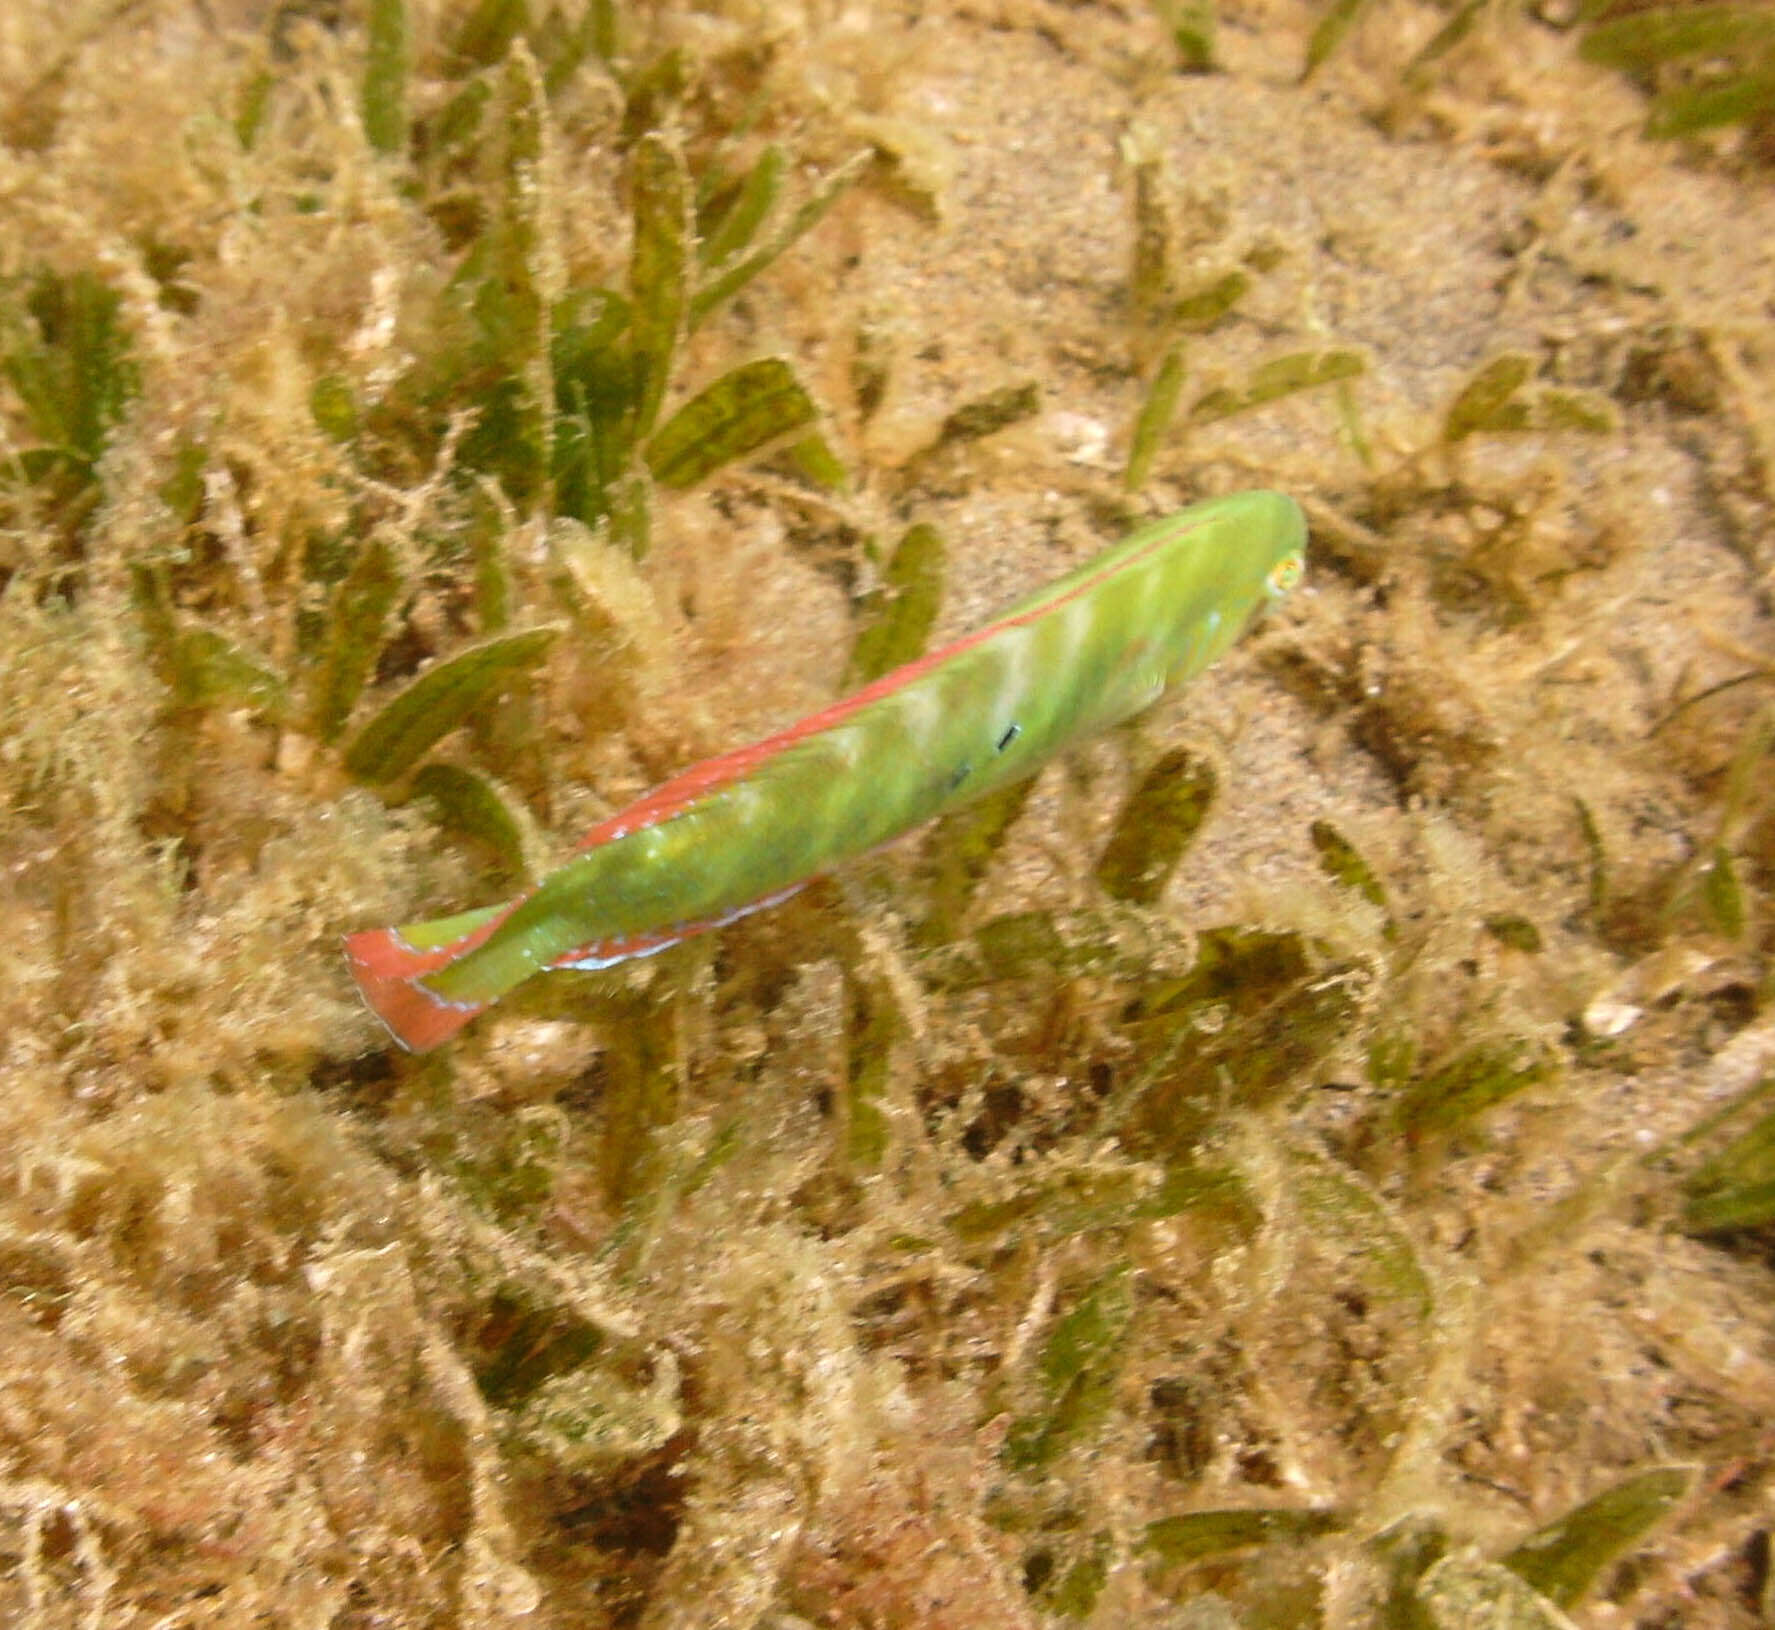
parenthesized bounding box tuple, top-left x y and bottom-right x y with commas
(1265, 552, 1305, 597)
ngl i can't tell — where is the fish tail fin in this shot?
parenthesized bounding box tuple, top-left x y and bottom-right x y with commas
(344, 928, 489, 1052)
(343, 903, 511, 1052)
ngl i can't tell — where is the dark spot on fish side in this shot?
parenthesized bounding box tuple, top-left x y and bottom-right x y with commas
(996, 722, 1021, 753)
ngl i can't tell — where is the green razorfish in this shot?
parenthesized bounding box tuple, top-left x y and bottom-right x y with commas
(346, 490, 1306, 1050)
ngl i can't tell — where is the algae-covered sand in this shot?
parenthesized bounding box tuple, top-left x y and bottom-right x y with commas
(2, 0, 1774, 1624)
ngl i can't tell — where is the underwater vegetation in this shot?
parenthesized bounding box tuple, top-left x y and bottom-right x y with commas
(1, 0, 1774, 1625)
(1302, 0, 1775, 167)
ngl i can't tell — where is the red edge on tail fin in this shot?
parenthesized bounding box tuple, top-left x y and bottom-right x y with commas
(343, 927, 493, 1054)
(346, 884, 810, 1051)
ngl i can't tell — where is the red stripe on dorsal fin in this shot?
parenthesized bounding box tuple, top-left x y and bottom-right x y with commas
(344, 927, 492, 1053)
(563, 635, 1012, 855)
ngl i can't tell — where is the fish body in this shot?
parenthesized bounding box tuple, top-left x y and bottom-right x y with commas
(346, 490, 1306, 1050)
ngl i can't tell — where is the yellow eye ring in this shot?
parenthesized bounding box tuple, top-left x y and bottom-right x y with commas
(1266, 551, 1305, 597)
